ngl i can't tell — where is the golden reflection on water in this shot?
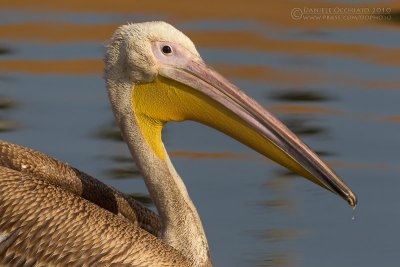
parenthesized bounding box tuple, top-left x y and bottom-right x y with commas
(0, 22, 115, 43)
(191, 31, 400, 67)
(0, 0, 398, 28)
(0, 59, 102, 75)
(247, 230, 300, 266)
(1, 14, 399, 91)
(261, 199, 295, 214)
(0, 120, 16, 132)
(382, 116, 400, 123)
(261, 253, 294, 267)
(1, 22, 399, 66)
(261, 229, 302, 243)
(0, 97, 16, 110)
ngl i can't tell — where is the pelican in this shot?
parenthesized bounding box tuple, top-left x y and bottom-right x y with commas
(0, 21, 356, 266)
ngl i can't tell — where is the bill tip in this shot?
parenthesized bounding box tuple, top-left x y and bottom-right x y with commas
(347, 192, 357, 208)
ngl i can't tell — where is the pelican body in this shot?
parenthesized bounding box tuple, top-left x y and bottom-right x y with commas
(0, 22, 356, 266)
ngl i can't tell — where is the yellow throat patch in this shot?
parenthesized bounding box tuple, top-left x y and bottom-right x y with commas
(131, 75, 266, 160)
(131, 75, 333, 190)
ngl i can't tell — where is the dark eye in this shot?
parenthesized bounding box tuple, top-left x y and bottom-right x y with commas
(162, 45, 172, 54)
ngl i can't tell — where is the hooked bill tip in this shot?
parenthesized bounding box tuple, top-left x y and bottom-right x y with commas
(346, 193, 357, 208)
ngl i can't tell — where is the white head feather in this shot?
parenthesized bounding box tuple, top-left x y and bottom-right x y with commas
(105, 21, 199, 84)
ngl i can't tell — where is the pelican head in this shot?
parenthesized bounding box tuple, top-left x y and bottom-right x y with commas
(103, 21, 357, 266)
(105, 21, 356, 207)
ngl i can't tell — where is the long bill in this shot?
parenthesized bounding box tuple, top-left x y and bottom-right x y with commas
(155, 53, 357, 208)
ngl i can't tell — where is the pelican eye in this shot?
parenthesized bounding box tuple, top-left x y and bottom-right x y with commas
(162, 45, 172, 55)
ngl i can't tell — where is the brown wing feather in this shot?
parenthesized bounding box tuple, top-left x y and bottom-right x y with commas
(0, 166, 190, 266)
(0, 140, 160, 236)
